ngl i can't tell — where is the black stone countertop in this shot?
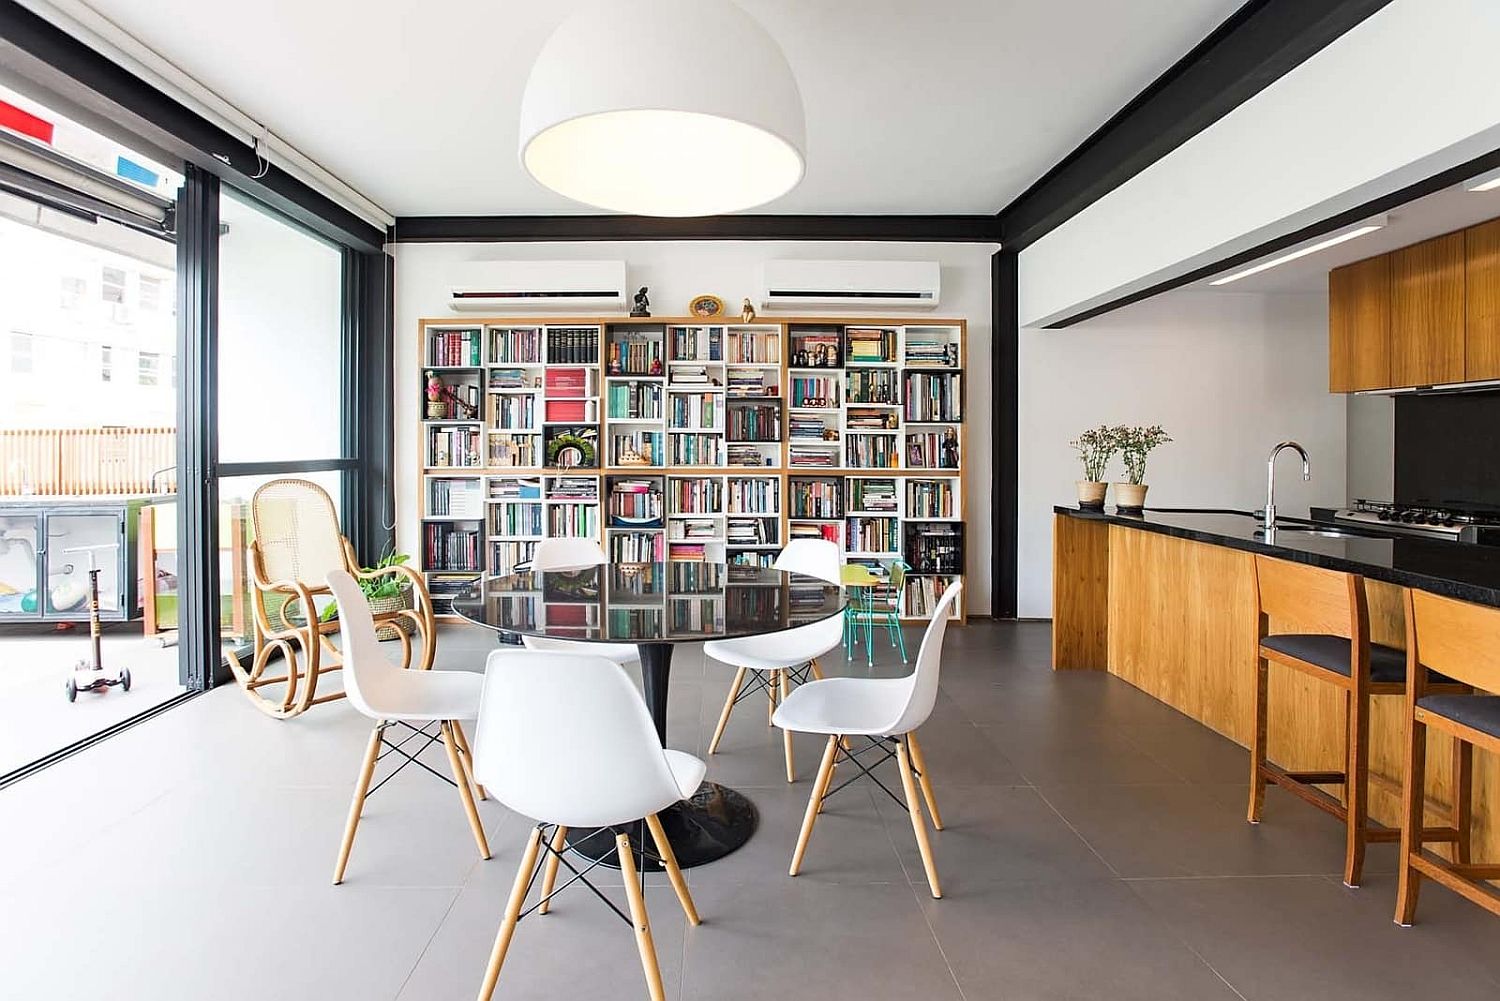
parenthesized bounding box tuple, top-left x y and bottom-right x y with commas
(1055, 505, 1500, 608)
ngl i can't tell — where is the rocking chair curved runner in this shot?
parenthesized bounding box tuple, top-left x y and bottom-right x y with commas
(226, 478, 438, 718)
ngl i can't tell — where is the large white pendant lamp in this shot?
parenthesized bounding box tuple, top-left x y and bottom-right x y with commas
(519, 0, 806, 216)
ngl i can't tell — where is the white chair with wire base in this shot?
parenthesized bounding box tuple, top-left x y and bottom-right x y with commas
(773, 580, 961, 899)
(469, 649, 705, 1001)
(517, 537, 640, 667)
(325, 569, 490, 885)
(703, 538, 843, 783)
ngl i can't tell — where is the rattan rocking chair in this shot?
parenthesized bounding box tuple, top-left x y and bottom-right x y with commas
(226, 478, 437, 719)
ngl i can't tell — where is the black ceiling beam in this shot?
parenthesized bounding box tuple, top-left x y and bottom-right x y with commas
(391, 214, 1002, 244)
(995, 0, 1394, 253)
(0, 0, 385, 253)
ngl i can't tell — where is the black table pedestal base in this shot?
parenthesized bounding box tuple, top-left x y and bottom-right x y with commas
(566, 781, 759, 870)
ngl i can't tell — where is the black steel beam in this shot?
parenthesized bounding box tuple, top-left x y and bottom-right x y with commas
(392, 214, 1001, 244)
(341, 248, 396, 561)
(996, 0, 1394, 252)
(175, 164, 220, 690)
(991, 249, 1018, 618)
(0, 0, 385, 253)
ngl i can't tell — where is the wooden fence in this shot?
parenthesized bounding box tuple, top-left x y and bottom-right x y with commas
(0, 427, 177, 496)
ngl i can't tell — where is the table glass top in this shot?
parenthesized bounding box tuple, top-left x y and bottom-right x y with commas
(451, 563, 844, 644)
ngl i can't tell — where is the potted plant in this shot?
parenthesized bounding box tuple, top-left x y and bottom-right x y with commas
(1069, 424, 1118, 509)
(1113, 424, 1172, 512)
(320, 548, 416, 641)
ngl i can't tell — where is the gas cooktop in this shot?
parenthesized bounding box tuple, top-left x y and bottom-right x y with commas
(1332, 499, 1500, 542)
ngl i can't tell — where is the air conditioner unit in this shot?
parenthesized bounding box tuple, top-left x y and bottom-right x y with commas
(760, 260, 940, 311)
(448, 260, 627, 312)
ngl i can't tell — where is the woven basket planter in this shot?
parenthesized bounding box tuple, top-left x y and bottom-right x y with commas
(366, 585, 416, 642)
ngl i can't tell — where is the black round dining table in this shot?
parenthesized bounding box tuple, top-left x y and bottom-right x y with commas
(452, 561, 844, 869)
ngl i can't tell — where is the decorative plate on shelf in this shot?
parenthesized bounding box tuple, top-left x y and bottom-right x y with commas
(689, 294, 724, 317)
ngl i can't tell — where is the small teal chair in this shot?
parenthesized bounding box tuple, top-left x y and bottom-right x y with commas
(843, 560, 909, 666)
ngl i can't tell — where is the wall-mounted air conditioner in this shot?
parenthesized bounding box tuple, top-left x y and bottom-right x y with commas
(448, 260, 627, 312)
(760, 259, 941, 311)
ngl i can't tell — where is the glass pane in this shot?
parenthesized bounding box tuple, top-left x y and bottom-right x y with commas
(43, 514, 123, 614)
(217, 189, 343, 462)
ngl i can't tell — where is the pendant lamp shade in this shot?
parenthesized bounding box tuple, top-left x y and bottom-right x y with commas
(519, 0, 806, 216)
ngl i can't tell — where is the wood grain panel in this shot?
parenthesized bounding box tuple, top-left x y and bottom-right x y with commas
(1391, 233, 1465, 387)
(1051, 514, 1109, 670)
(1328, 254, 1391, 392)
(1465, 218, 1500, 381)
(1095, 526, 1495, 859)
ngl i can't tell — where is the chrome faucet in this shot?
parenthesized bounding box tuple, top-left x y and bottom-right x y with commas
(1262, 441, 1310, 530)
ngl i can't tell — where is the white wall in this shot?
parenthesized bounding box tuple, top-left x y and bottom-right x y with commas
(393, 240, 998, 614)
(1017, 290, 1346, 617)
(1019, 0, 1500, 327)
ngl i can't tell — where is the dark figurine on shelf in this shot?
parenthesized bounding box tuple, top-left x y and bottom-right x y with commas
(608, 343, 622, 375)
(940, 427, 960, 468)
(631, 286, 651, 317)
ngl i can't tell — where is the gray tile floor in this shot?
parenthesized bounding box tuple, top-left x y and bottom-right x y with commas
(1, 620, 1497, 1000)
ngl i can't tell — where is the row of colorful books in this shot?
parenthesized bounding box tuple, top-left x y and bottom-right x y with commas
(489, 328, 543, 364)
(429, 328, 482, 367)
(607, 381, 663, 420)
(902, 372, 962, 422)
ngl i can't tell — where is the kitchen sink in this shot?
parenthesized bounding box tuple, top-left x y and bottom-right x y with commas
(1259, 525, 1370, 540)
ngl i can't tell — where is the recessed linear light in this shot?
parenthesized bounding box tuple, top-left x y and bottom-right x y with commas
(1465, 166, 1500, 192)
(1208, 216, 1387, 286)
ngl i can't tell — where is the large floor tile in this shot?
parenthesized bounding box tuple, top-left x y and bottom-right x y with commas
(1130, 874, 1500, 1000)
(679, 880, 962, 1001)
(921, 878, 1241, 1000)
(1040, 781, 1366, 878)
(981, 721, 1187, 786)
(875, 783, 1115, 888)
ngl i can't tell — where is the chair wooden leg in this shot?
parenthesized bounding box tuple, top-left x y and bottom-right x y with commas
(906, 731, 943, 830)
(1247, 655, 1269, 823)
(790, 735, 840, 876)
(1452, 737, 1473, 865)
(809, 657, 824, 680)
(538, 825, 568, 915)
(779, 669, 795, 783)
(1395, 711, 1429, 925)
(440, 721, 491, 861)
(450, 720, 487, 800)
(617, 831, 666, 1001)
(332, 722, 384, 885)
(645, 813, 700, 925)
(1344, 687, 1370, 887)
(708, 667, 746, 755)
(767, 669, 778, 726)
(476, 826, 543, 1001)
(896, 736, 942, 898)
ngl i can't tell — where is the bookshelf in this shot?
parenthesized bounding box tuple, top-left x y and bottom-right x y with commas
(418, 315, 967, 620)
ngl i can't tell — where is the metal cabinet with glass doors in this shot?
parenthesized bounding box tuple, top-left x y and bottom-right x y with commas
(0, 498, 144, 623)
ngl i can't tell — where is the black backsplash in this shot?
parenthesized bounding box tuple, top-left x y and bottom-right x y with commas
(1394, 391, 1500, 507)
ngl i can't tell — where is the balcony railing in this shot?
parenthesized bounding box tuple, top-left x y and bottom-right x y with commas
(0, 427, 176, 496)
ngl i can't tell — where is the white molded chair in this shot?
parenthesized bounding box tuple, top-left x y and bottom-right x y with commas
(520, 538, 640, 667)
(325, 570, 489, 885)
(773, 580, 962, 898)
(703, 538, 843, 782)
(470, 649, 705, 1001)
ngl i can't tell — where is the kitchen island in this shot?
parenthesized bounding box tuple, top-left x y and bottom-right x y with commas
(1053, 506, 1498, 862)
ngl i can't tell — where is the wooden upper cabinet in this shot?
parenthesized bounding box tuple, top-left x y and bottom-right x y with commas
(1465, 218, 1500, 381)
(1390, 232, 1465, 387)
(1328, 254, 1390, 392)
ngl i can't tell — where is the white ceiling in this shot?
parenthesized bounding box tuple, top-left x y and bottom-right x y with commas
(1202, 177, 1500, 294)
(73, 0, 1243, 217)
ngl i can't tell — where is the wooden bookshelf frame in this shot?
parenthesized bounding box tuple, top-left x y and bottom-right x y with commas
(417, 315, 968, 624)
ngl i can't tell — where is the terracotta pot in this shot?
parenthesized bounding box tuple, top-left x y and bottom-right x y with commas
(1114, 482, 1148, 511)
(1075, 480, 1108, 510)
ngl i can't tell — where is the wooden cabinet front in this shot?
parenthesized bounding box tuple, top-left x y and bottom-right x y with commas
(1391, 232, 1465, 387)
(1328, 254, 1391, 392)
(1465, 218, 1500, 381)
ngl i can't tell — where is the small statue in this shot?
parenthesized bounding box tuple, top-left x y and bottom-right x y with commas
(631, 286, 651, 317)
(940, 427, 960, 468)
(608, 343, 622, 375)
(741, 298, 756, 323)
(425, 371, 446, 418)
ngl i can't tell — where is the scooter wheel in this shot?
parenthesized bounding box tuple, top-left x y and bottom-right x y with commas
(120, 669, 132, 692)
(65, 678, 77, 703)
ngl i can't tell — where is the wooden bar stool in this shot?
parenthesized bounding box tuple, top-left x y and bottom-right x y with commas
(1395, 589, 1496, 925)
(1247, 556, 1464, 887)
